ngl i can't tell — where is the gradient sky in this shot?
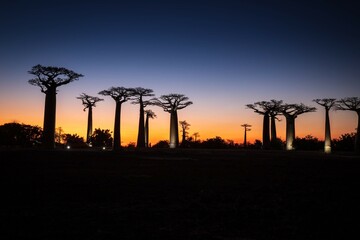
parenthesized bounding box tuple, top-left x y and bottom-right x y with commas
(1, 0, 359, 145)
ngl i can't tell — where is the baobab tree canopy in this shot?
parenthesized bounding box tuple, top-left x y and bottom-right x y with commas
(77, 93, 104, 111)
(152, 94, 193, 112)
(28, 64, 84, 93)
(98, 87, 133, 102)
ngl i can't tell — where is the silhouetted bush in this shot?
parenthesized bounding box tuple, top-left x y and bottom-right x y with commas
(152, 140, 170, 148)
(201, 136, 229, 149)
(248, 139, 262, 149)
(270, 138, 285, 150)
(333, 133, 356, 151)
(293, 135, 323, 151)
(63, 134, 87, 148)
(90, 128, 113, 148)
(0, 122, 42, 147)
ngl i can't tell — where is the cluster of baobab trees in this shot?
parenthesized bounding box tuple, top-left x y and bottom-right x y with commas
(28, 64, 192, 150)
(28, 64, 359, 153)
(246, 98, 360, 153)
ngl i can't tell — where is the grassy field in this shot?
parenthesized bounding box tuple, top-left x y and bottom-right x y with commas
(1, 149, 359, 239)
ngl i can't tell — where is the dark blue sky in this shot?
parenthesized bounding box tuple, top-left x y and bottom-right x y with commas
(1, 0, 359, 141)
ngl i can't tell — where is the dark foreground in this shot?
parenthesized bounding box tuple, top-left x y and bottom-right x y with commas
(1, 149, 359, 240)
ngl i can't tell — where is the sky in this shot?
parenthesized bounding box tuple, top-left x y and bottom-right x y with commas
(0, 0, 359, 145)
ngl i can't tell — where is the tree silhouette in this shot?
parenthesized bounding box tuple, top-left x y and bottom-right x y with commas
(280, 103, 316, 150)
(77, 93, 103, 144)
(192, 132, 200, 142)
(268, 100, 283, 142)
(99, 87, 133, 151)
(335, 97, 360, 153)
(130, 88, 155, 148)
(179, 120, 191, 145)
(144, 109, 156, 148)
(313, 98, 336, 153)
(28, 64, 83, 148)
(152, 94, 193, 148)
(246, 101, 272, 149)
(241, 124, 251, 148)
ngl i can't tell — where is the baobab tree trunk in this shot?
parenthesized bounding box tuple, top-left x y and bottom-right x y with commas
(43, 87, 56, 149)
(145, 114, 149, 148)
(86, 106, 93, 144)
(285, 116, 295, 150)
(244, 129, 247, 148)
(324, 108, 332, 154)
(262, 113, 270, 149)
(113, 102, 122, 151)
(169, 111, 179, 148)
(356, 111, 360, 153)
(270, 115, 277, 142)
(136, 99, 146, 148)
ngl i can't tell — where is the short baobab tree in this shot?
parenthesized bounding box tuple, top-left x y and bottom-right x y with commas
(241, 124, 252, 148)
(144, 109, 156, 147)
(246, 101, 272, 149)
(280, 103, 316, 150)
(99, 87, 133, 151)
(179, 120, 191, 145)
(336, 97, 360, 153)
(28, 64, 83, 149)
(313, 98, 336, 153)
(152, 94, 193, 148)
(77, 93, 104, 144)
(192, 132, 200, 142)
(130, 88, 155, 148)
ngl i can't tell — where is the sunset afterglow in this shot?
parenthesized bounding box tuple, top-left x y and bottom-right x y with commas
(1, 1, 359, 146)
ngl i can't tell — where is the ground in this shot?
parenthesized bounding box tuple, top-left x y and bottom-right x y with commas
(1, 149, 359, 239)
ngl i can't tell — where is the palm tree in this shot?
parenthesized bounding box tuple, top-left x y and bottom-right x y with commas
(144, 109, 156, 147)
(336, 97, 360, 153)
(280, 103, 316, 150)
(313, 98, 336, 153)
(152, 94, 193, 148)
(99, 87, 133, 151)
(77, 93, 103, 144)
(130, 88, 155, 148)
(28, 64, 83, 148)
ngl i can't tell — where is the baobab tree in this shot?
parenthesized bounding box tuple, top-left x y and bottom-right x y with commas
(152, 94, 193, 148)
(179, 120, 191, 145)
(269, 100, 283, 142)
(130, 88, 155, 148)
(99, 87, 133, 151)
(144, 109, 156, 147)
(77, 93, 104, 144)
(313, 98, 336, 154)
(193, 132, 200, 142)
(281, 103, 316, 150)
(28, 64, 83, 148)
(246, 101, 272, 149)
(241, 123, 252, 148)
(335, 97, 360, 153)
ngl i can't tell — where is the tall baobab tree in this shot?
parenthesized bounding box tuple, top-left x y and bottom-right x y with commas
(130, 88, 155, 148)
(152, 94, 193, 148)
(77, 93, 104, 144)
(246, 101, 272, 149)
(281, 103, 316, 150)
(241, 124, 252, 148)
(269, 100, 283, 142)
(336, 97, 360, 153)
(144, 109, 156, 148)
(313, 98, 336, 154)
(179, 120, 191, 145)
(99, 87, 133, 151)
(28, 64, 83, 149)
